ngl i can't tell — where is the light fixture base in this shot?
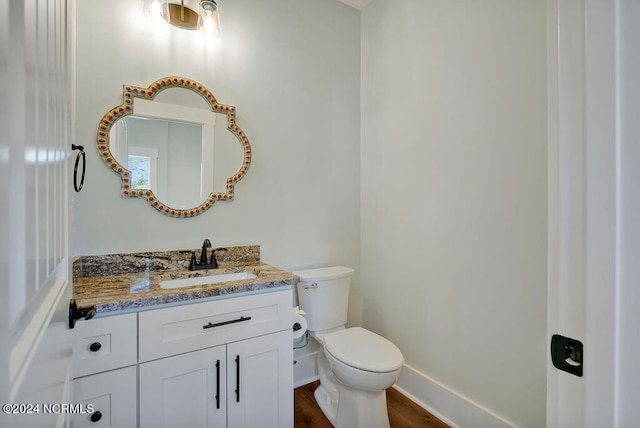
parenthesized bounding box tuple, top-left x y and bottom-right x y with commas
(166, 3, 199, 30)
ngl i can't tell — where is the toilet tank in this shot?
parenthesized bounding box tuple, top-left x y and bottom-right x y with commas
(293, 266, 354, 332)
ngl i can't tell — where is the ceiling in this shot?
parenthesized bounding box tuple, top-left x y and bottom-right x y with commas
(337, 0, 372, 10)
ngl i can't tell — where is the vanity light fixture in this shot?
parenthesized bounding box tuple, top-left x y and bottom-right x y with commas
(144, 0, 221, 38)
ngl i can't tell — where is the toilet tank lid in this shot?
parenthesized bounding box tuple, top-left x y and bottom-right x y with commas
(292, 266, 354, 281)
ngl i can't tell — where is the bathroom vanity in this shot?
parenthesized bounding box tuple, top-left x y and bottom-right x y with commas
(70, 246, 297, 428)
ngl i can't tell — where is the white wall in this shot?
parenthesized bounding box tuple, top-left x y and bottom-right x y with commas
(73, 0, 362, 320)
(360, 1, 547, 427)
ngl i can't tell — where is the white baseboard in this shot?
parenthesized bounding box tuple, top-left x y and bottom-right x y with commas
(394, 364, 516, 428)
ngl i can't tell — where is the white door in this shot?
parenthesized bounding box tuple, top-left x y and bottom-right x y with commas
(547, 0, 622, 426)
(226, 330, 293, 428)
(0, 0, 75, 427)
(139, 345, 227, 428)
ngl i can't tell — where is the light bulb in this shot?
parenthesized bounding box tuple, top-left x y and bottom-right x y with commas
(199, 1, 220, 38)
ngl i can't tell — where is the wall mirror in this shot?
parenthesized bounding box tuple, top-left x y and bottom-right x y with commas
(97, 76, 251, 217)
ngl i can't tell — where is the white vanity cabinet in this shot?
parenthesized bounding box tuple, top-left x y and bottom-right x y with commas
(72, 289, 293, 428)
(138, 290, 293, 428)
(71, 312, 138, 427)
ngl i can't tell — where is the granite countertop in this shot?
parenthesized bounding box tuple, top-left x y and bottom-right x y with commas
(73, 246, 298, 315)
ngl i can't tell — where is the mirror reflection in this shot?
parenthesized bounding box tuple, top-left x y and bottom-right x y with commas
(97, 77, 251, 217)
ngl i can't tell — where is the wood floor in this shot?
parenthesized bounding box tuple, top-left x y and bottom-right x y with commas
(294, 380, 450, 428)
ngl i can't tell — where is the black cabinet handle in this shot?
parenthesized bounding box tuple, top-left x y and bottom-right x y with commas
(215, 360, 220, 409)
(235, 355, 240, 403)
(89, 342, 101, 352)
(203, 316, 251, 330)
(90, 410, 102, 422)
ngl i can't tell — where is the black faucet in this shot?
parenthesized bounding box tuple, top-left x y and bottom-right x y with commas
(200, 239, 212, 264)
(188, 239, 226, 271)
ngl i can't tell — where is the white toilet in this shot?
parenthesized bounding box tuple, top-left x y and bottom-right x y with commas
(294, 266, 404, 428)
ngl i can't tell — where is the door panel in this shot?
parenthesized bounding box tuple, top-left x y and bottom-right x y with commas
(139, 345, 227, 428)
(227, 330, 293, 428)
(1, 0, 74, 427)
(547, 0, 620, 426)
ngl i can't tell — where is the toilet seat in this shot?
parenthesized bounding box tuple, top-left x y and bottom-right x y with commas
(323, 327, 404, 373)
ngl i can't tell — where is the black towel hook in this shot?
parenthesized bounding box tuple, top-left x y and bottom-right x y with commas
(71, 144, 86, 192)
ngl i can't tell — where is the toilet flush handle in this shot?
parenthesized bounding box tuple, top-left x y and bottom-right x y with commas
(302, 282, 318, 289)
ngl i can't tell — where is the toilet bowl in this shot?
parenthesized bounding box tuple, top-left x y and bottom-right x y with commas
(294, 267, 404, 428)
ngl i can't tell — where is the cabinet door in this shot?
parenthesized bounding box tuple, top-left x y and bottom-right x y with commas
(139, 346, 226, 428)
(227, 330, 293, 428)
(72, 365, 137, 428)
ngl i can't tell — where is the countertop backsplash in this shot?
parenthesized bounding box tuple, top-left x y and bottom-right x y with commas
(73, 245, 261, 278)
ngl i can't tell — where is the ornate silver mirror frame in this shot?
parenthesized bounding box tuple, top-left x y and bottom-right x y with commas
(97, 76, 251, 218)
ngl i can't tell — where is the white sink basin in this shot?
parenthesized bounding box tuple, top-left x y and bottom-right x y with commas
(160, 271, 258, 289)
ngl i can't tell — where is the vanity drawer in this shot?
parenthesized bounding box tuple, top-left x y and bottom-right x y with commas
(72, 365, 137, 428)
(72, 312, 137, 378)
(138, 290, 292, 362)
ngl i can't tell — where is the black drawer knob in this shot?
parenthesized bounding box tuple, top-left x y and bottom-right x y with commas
(89, 342, 102, 352)
(90, 411, 102, 422)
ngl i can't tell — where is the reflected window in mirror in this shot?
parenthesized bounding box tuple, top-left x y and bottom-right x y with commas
(128, 146, 158, 191)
